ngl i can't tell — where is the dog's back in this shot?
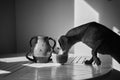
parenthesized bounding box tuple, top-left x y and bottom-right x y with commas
(81, 22, 120, 63)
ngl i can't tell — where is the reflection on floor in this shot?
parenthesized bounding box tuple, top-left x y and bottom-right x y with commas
(0, 70, 10, 74)
(0, 53, 119, 80)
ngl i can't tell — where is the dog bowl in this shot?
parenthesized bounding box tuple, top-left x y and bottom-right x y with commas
(52, 47, 68, 65)
(52, 54, 68, 65)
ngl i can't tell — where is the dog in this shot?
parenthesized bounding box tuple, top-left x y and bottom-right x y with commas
(58, 22, 120, 65)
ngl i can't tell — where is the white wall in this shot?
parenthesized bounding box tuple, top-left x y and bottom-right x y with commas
(15, 0, 74, 53)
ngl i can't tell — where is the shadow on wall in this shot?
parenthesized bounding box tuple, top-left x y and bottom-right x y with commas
(85, 0, 120, 30)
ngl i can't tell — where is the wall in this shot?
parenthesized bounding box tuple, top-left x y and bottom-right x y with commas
(0, 0, 120, 55)
(15, 0, 74, 53)
(0, 0, 16, 54)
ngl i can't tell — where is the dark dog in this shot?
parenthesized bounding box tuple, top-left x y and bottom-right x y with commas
(58, 22, 120, 65)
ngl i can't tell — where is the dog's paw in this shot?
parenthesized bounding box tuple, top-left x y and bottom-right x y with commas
(95, 58, 101, 66)
(84, 60, 93, 65)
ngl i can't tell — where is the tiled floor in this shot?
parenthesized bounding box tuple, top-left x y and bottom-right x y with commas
(0, 53, 119, 80)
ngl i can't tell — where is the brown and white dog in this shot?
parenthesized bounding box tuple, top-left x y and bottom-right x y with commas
(58, 22, 120, 65)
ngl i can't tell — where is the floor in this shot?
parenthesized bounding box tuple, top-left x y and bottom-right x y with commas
(0, 53, 120, 80)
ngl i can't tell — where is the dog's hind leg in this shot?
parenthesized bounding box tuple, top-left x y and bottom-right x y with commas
(85, 40, 102, 66)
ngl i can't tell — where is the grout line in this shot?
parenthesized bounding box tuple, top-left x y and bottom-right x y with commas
(71, 57, 77, 64)
(3, 66, 26, 77)
(82, 58, 86, 64)
(76, 56, 82, 63)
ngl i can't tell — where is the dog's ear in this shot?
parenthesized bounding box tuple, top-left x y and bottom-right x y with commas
(58, 35, 68, 51)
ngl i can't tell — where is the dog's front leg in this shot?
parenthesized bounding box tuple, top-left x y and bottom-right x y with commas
(84, 57, 94, 65)
(92, 40, 103, 66)
(85, 40, 102, 66)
